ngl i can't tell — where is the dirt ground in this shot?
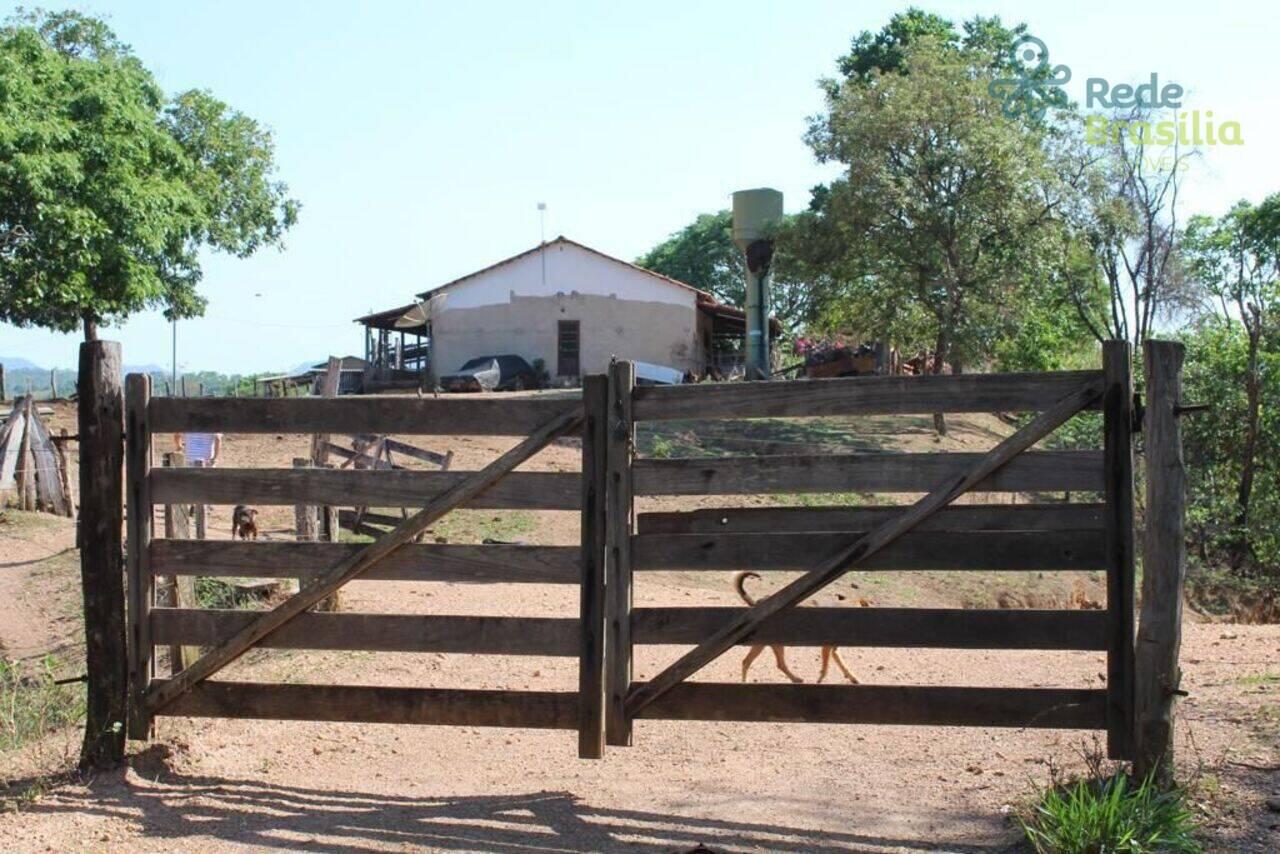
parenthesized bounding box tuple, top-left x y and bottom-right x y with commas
(1, 399, 1277, 851)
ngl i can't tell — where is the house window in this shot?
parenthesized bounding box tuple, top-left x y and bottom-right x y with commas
(557, 320, 580, 377)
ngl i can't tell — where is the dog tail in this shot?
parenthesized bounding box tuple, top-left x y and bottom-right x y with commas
(733, 571, 762, 606)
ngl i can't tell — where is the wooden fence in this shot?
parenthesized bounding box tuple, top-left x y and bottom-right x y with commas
(86, 341, 1189, 771)
(603, 343, 1138, 759)
(125, 377, 610, 758)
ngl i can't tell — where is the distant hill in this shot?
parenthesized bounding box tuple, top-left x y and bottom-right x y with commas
(0, 356, 43, 371)
(124, 363, 167, 375)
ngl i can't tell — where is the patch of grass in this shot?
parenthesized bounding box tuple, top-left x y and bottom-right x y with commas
(0, 656, 85, 753)
(1233, 672, 1279, 687)
(1020, 773, 1201, 853)
(194, 577, 272, 610)
(429, 510, 536, 544)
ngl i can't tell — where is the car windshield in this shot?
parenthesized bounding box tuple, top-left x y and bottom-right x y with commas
(459, 357, 497, 371)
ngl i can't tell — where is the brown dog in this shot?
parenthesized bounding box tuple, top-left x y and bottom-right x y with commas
(734, 571, 859, 684)
(231, 505, 259, 540)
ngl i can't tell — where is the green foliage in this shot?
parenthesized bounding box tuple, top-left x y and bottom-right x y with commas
(800, 32, 1078, 371)
(1020, 773, 1200, 853)
(0, 655, 85, 752)
(194, 577, 266, 610)
(1180, 320, 1280, 573)
(0, 10, 298, 338)
(635, 210, 819, 332)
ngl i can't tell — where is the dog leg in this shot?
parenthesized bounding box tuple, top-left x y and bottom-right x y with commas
(818, 646, 833, 683)
(740, 645, 766, 681)
(830, 647, 859, 684)
(771, 645, 804, 683)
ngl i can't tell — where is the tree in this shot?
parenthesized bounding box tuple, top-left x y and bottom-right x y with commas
(635, 210, 821, 333)
(1183, 197, 1280, 568)
(0, 10, 298, 340)
(1063, 106, 1195, 353)
(799, 33, 1076, 431)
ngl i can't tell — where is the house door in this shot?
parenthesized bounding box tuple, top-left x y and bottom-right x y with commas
(557, 321, 580, 377)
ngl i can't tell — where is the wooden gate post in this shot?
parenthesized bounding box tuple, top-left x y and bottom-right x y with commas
(577, 374, 608, 758)
(161, 452, 198, 674)
(605, 360, 635, 746)
(77, 341, 127, 769)
(1102, 340, 1136, 759)
(125, 373, 155, 739)
(1135, 340, 1187, 785)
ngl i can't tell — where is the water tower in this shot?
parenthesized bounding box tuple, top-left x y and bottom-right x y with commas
(731, 188, 783, 380)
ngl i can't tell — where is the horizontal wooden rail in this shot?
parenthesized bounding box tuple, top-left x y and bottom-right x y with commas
(637, 502, 1105, 535)
(150, 540, 579, 584)
(152, 610, 579, 655)
(633, 451, 1103, 496)
(147, 394, 581, 436)
(632, 370, 1104, 421)
(632, 530, 1104, 572)
(635, 683, 1108, 729)
(155, 681, 578, 728)
(150, 467, 580, 510)
(633, 607, 1108, 649)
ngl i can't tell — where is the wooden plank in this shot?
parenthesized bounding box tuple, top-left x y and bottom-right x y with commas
(1102, 341, 1136, 759)
(638, 502, 1105, 535)
(149, 540, 580, 584)
(150, 467, 580, 510)
(633, 530, 1105, 572)
(149, 394, 581, 436)
(152, 610, 579, 655)
(124, 373, 154, 740)
(355, 434, 451, 467)
(632, 370, 1105, 421)
(637, 684, 1108, 730)
(577, 374, 608, 758)
(634, 607, 1108, 650)
(605, 360, 635, 746)
(633, 451, 1104, 496)
(158, 681, 578, 729)
(160, 454, 199, 675)
(1135, 340, 1187, 786)
(323, 441, 397, 469)
(76, 342, 127, 768)
(147, 405, 583, 714)
(626, 376, 1104, 718)
(0, 399, 25, 492)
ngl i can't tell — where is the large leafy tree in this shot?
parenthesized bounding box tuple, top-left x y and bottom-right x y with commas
(799, 34, 1078, 426)
(0, 10, 298, 340)
(635, 210, 824, 333)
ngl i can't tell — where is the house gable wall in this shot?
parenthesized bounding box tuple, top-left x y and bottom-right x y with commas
(430, 242, 700, 378)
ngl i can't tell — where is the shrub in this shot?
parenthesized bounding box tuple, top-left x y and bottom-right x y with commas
(1020, 773, 1200, 853)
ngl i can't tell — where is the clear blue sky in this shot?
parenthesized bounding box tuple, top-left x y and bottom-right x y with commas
(2, 0, 1277, 373)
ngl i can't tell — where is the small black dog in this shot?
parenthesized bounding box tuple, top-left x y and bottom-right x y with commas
(231, 505, 259, 541)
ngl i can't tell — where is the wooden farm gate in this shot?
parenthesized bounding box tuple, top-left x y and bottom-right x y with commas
(125, 376, 611, 758)
(602, 341, 1137, 759)
(121, 343, 1141, 760)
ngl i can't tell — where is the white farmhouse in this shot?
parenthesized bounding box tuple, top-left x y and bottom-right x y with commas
(356, 237, 764, 389)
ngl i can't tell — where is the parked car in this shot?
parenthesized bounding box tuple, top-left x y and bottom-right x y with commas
(439, 355, 538, 392)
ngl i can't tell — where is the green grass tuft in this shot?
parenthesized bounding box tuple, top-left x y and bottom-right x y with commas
(0, 656, 85, 753)
(1020, 773, 1200, 853)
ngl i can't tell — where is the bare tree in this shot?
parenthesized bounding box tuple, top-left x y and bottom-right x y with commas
(1067, 106, 1197, 351)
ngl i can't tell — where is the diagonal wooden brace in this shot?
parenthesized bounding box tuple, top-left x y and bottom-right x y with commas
(626, 377, 1104, 718)
(148, 406, 583, 714)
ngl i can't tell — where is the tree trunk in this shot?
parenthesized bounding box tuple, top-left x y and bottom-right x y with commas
(82, 311, 99, 342)
(931, 331, 949, 437)
(1231, 330, 1262, 569)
